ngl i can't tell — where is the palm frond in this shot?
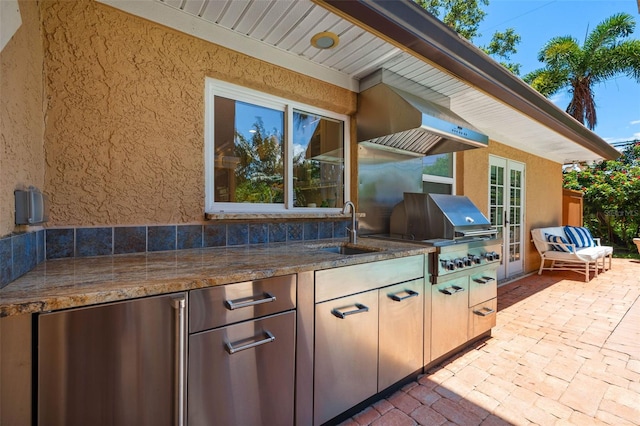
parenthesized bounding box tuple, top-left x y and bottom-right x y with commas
(589, 39, 640, 83)
(584, 12, 635, 54)
(523, 68, 570, 97)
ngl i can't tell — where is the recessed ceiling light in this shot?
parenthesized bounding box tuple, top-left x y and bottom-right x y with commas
(311, 31, 339, 49)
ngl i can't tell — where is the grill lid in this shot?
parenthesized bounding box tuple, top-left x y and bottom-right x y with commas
(400, 193, 496, 241)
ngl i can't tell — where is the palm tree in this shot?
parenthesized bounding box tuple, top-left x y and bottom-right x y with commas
(524, 12, 640, 130)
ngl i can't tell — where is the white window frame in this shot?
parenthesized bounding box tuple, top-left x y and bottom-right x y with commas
(422, 153, 456, 195)
(204, 78, 350, 213)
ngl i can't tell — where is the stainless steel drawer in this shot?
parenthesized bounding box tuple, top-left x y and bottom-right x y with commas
(315, 255, 424, 303)
(469, 266, 497, 307)
(190, 274, 296, 333)
(188, 311, 295, 426)
(469, 297, 497, 339)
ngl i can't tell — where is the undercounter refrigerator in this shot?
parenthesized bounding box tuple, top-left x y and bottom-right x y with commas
(37, 292, 187, 426)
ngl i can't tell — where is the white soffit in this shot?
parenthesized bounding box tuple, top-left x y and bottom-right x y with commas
(97, 0, 610, 163)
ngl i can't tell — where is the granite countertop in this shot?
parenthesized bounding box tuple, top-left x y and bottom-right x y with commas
(0, 238, 435, 317)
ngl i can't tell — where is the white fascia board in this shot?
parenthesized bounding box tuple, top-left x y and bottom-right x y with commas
(97, 0, 358, 92)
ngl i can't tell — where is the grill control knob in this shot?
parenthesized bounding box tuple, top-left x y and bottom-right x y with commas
(471, 255, 482, 264)
(441, 259, 455, 270)
(485, 251, 499, 261)
(455, 258, 465, 269)
(463, 256, 472, 267)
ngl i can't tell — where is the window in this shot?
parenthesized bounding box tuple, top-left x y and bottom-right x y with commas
(205, 79, 349, 213)
(422, 153, 455, 194)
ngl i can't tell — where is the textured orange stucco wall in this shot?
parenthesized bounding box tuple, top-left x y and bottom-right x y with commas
(41, 0, 356, 226)
(458, 140, 562, 274)
(0, 0, 45, 237)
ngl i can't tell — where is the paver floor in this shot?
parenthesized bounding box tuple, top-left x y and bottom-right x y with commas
(339, 258, 640, 425)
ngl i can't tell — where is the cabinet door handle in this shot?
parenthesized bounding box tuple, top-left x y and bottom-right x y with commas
(473, 276, 496, 284)
(224, 292, 277, 310)
(225, 330, 276, 354)
(389, 289, 419, 302)
(440, 285, 465, 295)
(473, 307, 496, 317)
(172, 296, 187, 426)
(332, 303, 369, 319)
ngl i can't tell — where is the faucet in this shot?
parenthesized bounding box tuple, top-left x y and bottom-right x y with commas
(342, 201, 357, 244)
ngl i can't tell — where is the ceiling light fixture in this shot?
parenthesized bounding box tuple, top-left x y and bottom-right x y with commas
(311, 31, 339, 49)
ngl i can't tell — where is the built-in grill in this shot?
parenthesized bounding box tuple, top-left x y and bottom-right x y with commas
(367, 193, 501, 282)
(365, 192, 501, 360)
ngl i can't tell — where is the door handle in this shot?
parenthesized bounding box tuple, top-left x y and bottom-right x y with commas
(440, 285, 465, 295)
(473, 276, 496, 284)
(225, 330, 276, 354)
(172, 295, 187, 426)
(332, 303, 369, 319)
(473, 306, 496, 317)
(224, 292, 277, 310)
(389, 289, 419, 302)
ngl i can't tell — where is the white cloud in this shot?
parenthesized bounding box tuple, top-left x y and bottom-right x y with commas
(630, 120, 640, 126)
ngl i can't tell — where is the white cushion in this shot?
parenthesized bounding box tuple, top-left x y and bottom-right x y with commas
(543, 247, 600, 262)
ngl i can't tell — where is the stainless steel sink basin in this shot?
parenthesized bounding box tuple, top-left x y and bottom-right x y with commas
(319, 244, 382, 256)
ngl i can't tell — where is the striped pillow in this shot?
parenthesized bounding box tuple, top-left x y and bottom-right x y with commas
(563, 226, 596, 248)
(545, 233, 573, 252)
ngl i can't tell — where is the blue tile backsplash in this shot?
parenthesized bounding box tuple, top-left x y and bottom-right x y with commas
(0, 219, 351, 288)
(1, 229, 46, 289)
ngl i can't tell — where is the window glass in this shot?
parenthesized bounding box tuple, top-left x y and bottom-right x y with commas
(422, 153, 454, 195)
(422, 154, 453, 178)
(422, 182, 452, 194)
(292, 111, 344, 208)
(205, 79, 349, 212)
(213, 97, 284, 204)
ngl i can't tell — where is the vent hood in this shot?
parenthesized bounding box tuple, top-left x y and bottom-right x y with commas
(357, 70, 489, 156)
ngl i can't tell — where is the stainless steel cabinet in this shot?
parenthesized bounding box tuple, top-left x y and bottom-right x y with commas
(431, 277, 469, 360)
(38, 292, 187, 426)
(188, 311, 295, 425)
(188, 275, 296, 426)
(314, 290, 379, 426)
(378, 279, 424, 391)
(312, 255, 425, 425)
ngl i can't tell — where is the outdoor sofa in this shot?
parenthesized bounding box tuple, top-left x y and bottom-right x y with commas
(531, 226, 613, 282)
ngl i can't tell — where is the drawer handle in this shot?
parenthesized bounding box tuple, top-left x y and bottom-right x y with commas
(332, 303, 369, 319)
(225, 330, 276, 354)
(473, 276, 496, 284)
(473, 307, 496, 317)
(224, 292, 277, 310)
(440, 285, 465, 295)
(389, 289, 419, 302)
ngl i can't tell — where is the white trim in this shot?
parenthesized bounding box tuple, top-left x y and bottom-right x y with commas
(97, 0, 357, 91)
(204, 78, 350, 213)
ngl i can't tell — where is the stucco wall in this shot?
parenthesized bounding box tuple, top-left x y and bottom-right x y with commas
(0, 0, 45, 237)
(41, 0, 356, 226)
(458, 140, 563, 274)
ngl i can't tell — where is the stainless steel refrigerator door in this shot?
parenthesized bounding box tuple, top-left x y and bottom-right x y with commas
(38, 292, 187, 426)
(188, 310, 295, 425)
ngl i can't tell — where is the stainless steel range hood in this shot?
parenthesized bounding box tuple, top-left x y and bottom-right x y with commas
(357, 70, 489, 156)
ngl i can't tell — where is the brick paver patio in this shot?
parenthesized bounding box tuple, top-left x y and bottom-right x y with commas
(340, 258, 640, 425)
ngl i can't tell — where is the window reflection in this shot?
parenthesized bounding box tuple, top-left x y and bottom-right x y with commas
(213, 97, 284, 203)
(292, 111, 344, 208)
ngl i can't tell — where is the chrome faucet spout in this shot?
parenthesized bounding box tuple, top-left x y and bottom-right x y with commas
(342, 201, 357, 244)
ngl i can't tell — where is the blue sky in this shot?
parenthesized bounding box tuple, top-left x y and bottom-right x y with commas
(475, 0, 640, 144)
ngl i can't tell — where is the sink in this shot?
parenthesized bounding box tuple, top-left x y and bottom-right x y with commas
(319, 244, 382, 256)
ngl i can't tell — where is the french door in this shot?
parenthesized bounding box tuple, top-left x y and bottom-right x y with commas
(489, 156, 525, 280)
